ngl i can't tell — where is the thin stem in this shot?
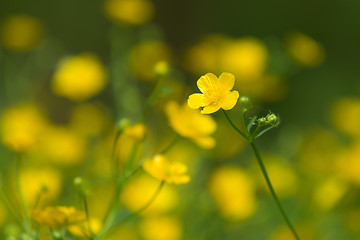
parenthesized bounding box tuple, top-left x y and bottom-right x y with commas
(15, 153, 31, 233)
(222, 110, 248, 140)
(160, 135, 179, 154)
(0, 188, 23, 229)
(223, 110, 300, 239)
(81, 193, 94, 240)
(250, 143, 300, 240)
(115, 180, 165, 226)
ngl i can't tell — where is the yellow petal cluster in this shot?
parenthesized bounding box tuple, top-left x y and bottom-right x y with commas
(121, 174, 178, 214)
(143, 154, 190, 184)
(208, 165, 257, 221)
(165, 101, 216, 148)
(30, 206, 86, 228)
(0, 14, 43, 51)
(0, 103, 47, 152)
(286, 32, 325, 67)
(52, 53, 107, 101)
(188, 72, 239, 114)
(104, 0, 154, 26)
(140, 216, 182, 240)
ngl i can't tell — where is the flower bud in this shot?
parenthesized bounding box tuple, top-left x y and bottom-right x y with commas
(257, 117, 267, 126)
(239, 96, 249, 105)
(116, 118, 131, 132)
(267, 114, 278, 125)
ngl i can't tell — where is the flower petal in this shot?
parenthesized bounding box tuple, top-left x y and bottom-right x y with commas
(193, 136, 216, 149)
(201, 103, 221, 114)
(219, 72, 235, 91)
(197, 73, 218, 94)
(221, 90, 239, 110)
(188, 93, 207, 109)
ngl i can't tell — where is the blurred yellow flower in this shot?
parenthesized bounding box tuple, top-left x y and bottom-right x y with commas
(67, 217, 102, 237)
(140, 216, 182, 240)
(121, 174, 178, 215)
(336, 142, 360, 185)
(104, 0, 154, 26)
(130, 41, 171, 81)
(184, 34, 230, 74)
(20, 167, 62, 207)
(1, 103, 47, 152)
(220, 37, 268, 80)
(208, 165, 257, 221)
(313, 176, 349, 211)
(143, 154, 190, 184)
(188, 72, 239, 114)
(258, 156, 298, 198)
(0, 14, 43, 51)
(331, 97, 360, 137)
(30, 206, 86, 228)
(286, 32, 325, 67)
(165, 101, 216, 148)
(52, 53, 107, 101)
(123, 123, 147, 140)
(39, 125, 86, 166)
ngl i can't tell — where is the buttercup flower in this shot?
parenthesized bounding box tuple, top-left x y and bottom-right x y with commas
(143, 154, 190, 184)
(188, 72, 239, 114)
(165, 101, 216, 149)
(30, 206, 86, 228)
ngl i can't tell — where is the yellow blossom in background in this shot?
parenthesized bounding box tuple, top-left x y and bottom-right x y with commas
(330, 97, 360, 137)
(0, 14, 43, 51)
(188, 72, 239, 114)
(313, 176, 349, 211)
(220, 37, 268, 80)
(38, 126, 86, 166)
(70, 103, 111, 137)
(208, 165, 257, 221)
(143, 154, 190, 184)
(52, 53, 107, 101)
(184, 34, 231, 74)
(30, 206, 86, 228)
(104, 0, 154, 26)
(0, 103, 47, 152)
(336, 142, 360, 185)
(20, 167, 62, 207)
(286, 32, 325, 67)
(165, 101, 216, 148)
(121, 174, 178, 215)
(130, 41, 171, 81)
(67, 217, 102, 238)
(140, 216, 182, 240)
(123, 123, 147, 140)
(257, 156, 298, 198)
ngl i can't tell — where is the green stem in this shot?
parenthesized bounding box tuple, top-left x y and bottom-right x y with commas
(160, 135, 179, 154)
(114, 180, 165, 227)
(222, 110, 300, 240)
(15, 153, 31, 233)
(222, 110, 248, 140)
(0, 188, 23, 230)
(250, 143, 300, 240)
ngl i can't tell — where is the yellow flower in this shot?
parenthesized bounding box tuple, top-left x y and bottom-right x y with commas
(208, 165, 257, 221)
(1, 103, 47, 152)
(0, 14, 43, 51)
(123, 123, 147, 140)
(20, 167, 62, 207)
(104, 0, 154, 26)
(140, 216, 182, 240)
(30, 206, 86, 228)
(52, 53, 107, 101)
(165, 101, 216, 149)
(143, 155, 190, 184)
(67, 217, 102, 237)
(121, 174, 178, 215)
(286, 32, 325, 67)
(220, 37, 268, 80)
(130, 41, 171, 81)
(188, 72, 239, 114)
